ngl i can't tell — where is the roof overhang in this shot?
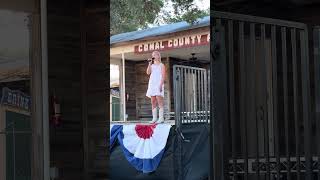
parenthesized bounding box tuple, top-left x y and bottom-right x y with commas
(110, 16, 210, 44)
(110, 26, 210, 61)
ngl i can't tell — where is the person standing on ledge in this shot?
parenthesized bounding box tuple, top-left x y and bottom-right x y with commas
(146, 51, 166, 123)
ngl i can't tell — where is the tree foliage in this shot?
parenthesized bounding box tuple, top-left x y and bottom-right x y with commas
(110, 0, 209, 35)
(170, 0, 209, 23)
(110, 0, 164, 35)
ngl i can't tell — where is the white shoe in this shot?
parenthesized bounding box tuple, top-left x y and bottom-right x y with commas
(157, 107, 164, 123)
(150, 108, 158, 123)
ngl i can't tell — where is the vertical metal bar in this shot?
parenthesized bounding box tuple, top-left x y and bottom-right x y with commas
(202, 70, 205, 122)
(300, 29, 312, 180)
(13, 121, 16, 180)
(40, 0, 51, 178)
(249, 23, 259, 179)
(193, 69, 196, 122)
(208, 69, 210, 123)
(314, 27, 320, 180)
(188, 68, 191, 123)
(179, 68, 183, 125)
(184, 68, 187, 116)
(239, 21, 249, 180)
(178, 66, 181, 121)
(212, 25, 227, 180)
(199, 70, 202, 121)
(175, 67, 178, 125)
(199, 70, 201, 122)
(201, 68, 205, 122)
(178, 85, 183, 180)
(210, 25, 214, 180)
(204, 69, 206, 123)
(183, 67, 186, 123)
(204, 69, 206, 122)
(271, 25, 281, 180)
(291, 28, 301, 180)
(196, 70, 199, 122)
(281, 27, 291, 180)
(261, 24, 271, 179)
(228, 20, 237, 179)
(200, 69, 202, 122)
(180, 68, 183, 125)
(205, 67, 209, 123)
(198, 70, 201, 122)
(181, 68, 188, 122)
(81, 3, 89, 177)
(189, 68, 192, 123)
(189, 68, 191, 123)
(121, 53, 126, 121)
(191, 69, 195, 123)
(179, 67, 181, 125)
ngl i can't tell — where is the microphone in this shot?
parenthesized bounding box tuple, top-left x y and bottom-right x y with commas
(148, 57, 155, 63)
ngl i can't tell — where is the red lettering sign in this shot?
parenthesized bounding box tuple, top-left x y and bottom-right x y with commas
(134, 33, 210, 54)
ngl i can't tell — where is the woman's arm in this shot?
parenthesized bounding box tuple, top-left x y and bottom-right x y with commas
(146, 63, 152, 75)
(160, 64, 166, 87)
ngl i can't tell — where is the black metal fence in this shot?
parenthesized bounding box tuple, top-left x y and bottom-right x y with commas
(212, 11, 320, 180)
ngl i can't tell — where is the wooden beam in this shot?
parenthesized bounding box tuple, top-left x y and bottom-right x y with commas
(80, 0, 89, 178)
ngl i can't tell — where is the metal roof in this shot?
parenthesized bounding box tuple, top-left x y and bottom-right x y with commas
(110, 16, 210, 45)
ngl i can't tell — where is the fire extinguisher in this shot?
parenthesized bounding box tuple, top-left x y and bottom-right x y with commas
(51, 94, 61, 127)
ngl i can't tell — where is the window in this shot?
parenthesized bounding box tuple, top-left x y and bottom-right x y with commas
(110, 64, 121, 121)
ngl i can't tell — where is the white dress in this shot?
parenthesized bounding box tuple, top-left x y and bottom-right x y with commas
(146, 63, 164, 98)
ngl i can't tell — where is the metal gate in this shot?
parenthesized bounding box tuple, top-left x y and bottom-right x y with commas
(212, 11, 319, 180)
(173, 65, 210, 126)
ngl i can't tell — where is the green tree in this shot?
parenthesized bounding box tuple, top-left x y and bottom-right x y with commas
(110, 0, 164, 35)
(110, 0, 209, 35)
(165, 0, 209, 24)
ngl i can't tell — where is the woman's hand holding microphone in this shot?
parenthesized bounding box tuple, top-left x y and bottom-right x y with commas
(146, 57, 154, 75)
(148, 57, 154, 65)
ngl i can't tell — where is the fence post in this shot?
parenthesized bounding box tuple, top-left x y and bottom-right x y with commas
(212, 24, 227, 180)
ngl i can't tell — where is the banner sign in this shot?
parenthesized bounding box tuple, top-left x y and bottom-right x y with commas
(134, 32, 210, 53)
(0, 87, 31, 111)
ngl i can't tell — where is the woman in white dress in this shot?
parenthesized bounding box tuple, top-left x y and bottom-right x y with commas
(146, 51, 166, 123)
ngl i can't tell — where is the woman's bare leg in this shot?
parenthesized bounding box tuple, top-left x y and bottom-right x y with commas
(156, 96, 164, 108)
(156, 96, 164, 123)
(151, 96, 157, 109)
(150, 96, 158, 123)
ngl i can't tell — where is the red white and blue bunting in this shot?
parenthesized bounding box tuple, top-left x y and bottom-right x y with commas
(110, 124, 172, 173)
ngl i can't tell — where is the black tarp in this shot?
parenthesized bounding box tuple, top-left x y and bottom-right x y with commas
(110, 123, 210, 180)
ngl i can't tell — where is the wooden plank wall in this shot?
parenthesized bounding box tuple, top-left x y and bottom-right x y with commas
(125, 60, 137, 120)
(134, 61, 150, 121)
(47, 0, 108, 179)
(47, 0, 83, 179)
(84, 1, 108, 179)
